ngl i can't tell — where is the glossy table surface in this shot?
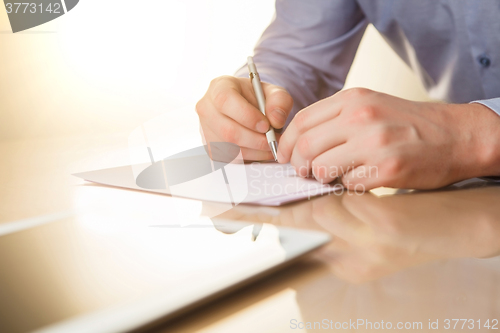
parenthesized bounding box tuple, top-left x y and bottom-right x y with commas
(1, 131, 500, 333)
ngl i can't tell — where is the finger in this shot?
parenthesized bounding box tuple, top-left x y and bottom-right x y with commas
(241, 131, 282, 161)
(203, 116, 282, 152)
(289, 118, 348, 177)
(311, 143, 364, 184)
(342, 165, 383, 191)
(201, 126, 274, 161)
(277, 97, 343, 163)
(211, 87, 270, 134)
(262, 83, 294, 129)
(201, 117, 270, 151)
(241, 147, 274, 161)
(341, 192, 402, 230)
(311, 195, 366, 243)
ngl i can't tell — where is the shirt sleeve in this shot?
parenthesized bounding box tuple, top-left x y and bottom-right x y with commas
(471, 98, 500, 117)
(471, 98, 500, 181)
(234, 0, 368, 128)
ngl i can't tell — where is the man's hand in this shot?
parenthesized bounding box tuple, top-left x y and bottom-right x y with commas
(278, 88, 500, 190)
(196, 76, 293, 161)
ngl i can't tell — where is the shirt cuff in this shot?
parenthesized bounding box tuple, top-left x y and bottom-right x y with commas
(470, 98, 500, 117)
(471, 98, 500, 180)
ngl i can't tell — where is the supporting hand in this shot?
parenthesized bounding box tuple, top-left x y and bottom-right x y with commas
(278, 88, 500, 189)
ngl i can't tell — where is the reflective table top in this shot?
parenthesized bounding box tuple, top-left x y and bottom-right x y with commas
(1, 132, 499, 332)
(157, 184, 500, 332)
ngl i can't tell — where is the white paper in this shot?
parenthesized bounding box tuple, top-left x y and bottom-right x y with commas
(73, 162, 342, 206)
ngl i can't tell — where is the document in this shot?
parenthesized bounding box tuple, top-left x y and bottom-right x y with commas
(74, 162, 342, 206)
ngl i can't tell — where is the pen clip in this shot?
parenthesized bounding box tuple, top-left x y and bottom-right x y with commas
(249, 72, 259, 80)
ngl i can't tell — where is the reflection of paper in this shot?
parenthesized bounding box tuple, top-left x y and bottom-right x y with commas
(73, 162, 342, 206)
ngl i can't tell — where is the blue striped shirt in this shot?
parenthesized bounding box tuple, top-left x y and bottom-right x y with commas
(236, 0, 500, 128)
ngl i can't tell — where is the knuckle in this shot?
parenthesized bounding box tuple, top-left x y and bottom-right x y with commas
(208, 77, 223, 90)
(209, 75, 232, 88)
(312, 162, 329, 183)
(355, 105, 378, 122)
(213, 89, 232, 110)
(257, 137, 269, 151)
(291, 157, 310, 178)
(240, 107, 260, 127)
(219, 123, 238, 143)
(209, 77, 218, 86)
(283, 92, 294, 108)
(382, 156, 404, 177)
(272, 89, 293, 107)
(195, 99, 206, 117)
(343, 105, 378, 126)
(403, 124, 419, 140)
(343, 87, 372, 99)
(296, 136, 313, 159)
(293, 111, 309, 133)
(294, 163, 310, 178)
(373, 128, 392, 147)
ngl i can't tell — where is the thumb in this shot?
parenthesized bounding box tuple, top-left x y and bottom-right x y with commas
(262, 83, 294, 129)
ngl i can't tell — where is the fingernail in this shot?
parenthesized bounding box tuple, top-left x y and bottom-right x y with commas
(272, 108, 287, 126)
(256, 120, 269, 133)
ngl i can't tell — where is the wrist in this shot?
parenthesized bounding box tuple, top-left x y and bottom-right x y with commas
(461, 103, 500, 178)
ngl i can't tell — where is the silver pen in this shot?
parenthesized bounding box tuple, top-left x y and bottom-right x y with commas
(247, 56, 279, 162)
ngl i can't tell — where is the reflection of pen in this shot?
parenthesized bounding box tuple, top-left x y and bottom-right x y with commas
(251, 223, 263, 241)
(247, 56, 278, 161)
(211, 220, 263, 242)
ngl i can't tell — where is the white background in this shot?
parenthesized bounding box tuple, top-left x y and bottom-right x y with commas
(0, 0, 429, 140)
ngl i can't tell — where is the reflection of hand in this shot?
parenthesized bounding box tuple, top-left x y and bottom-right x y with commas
(278, 88, 500, 190)
(309, 188, 500, 282)
(218, 186, 500, 283)
(196, 76, 293, 161)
